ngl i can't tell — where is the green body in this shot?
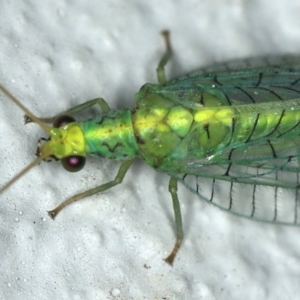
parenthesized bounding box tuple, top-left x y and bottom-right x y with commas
(79, 55, 300, 226)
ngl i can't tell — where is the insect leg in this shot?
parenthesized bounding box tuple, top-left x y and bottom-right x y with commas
(156, 30, 172, 85)
(164, 176, 183, 265)
(48, 159, 133, 219)
(25, 98, 110, 124)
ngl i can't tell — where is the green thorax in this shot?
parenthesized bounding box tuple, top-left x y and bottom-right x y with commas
(132, 84, 194, 169)
(79, 109, 139, 160)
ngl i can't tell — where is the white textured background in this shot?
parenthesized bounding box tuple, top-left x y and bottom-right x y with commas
(1, 1, 300, 299)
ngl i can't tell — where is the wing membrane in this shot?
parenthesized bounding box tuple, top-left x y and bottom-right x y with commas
(169, 134, 300, 225)
(173, 171, 300, 225)
(163, 55, 300, 107)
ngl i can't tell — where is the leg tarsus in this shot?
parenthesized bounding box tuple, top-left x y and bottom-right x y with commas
(164, 177, 183, 265)
(156, 30, 173, 85)
(164, 236, 183, 266)
(48, 159, 133, 219)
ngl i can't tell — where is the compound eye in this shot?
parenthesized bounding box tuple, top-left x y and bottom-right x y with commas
(53, 115, 76, 128)
(61, 156, 86, 172)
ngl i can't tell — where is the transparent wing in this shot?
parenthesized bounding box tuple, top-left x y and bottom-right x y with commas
(170, 137, 300, 225)
(162, 55, 300, 108)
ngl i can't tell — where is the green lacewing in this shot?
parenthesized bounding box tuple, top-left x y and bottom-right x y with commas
(1, 31, 300, 264)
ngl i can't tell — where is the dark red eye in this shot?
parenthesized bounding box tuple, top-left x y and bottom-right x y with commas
(53, 115, 76, 128)
(61, 156, 86, 172)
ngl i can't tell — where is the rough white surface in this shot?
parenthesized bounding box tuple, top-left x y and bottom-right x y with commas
(1, 1, 300, 299)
